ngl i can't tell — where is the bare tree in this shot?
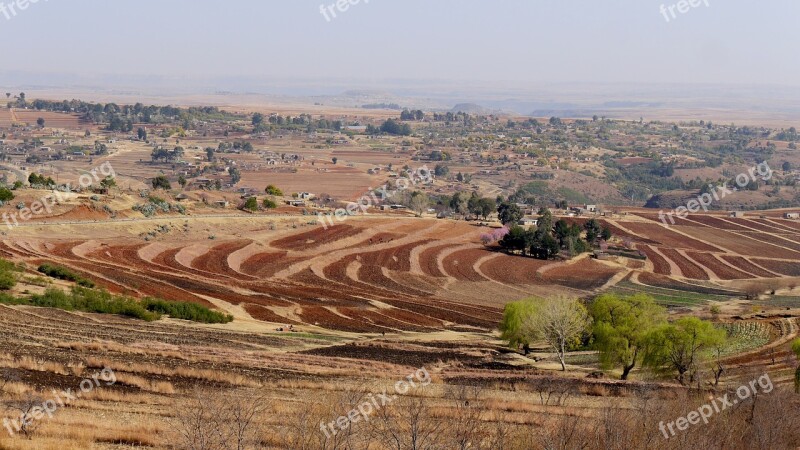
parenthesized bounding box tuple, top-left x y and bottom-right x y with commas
(369, 388, 444, 450)
(443, 385, 486, 450)
(5, 392, 44, 439)
(523, 297, 591, 371)
(172, 389, 269, 450)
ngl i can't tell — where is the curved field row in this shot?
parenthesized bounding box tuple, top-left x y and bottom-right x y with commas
(540, 259, 621, 291)
(686, 251, 753, 280)
(622, 223, 722, 252)
(637, 245, 672, 275)
(737, 232, 800, 254)
(480, 252, 553, 284)
(442, 248, 491, 282)
(296, 306, 391, 333)
(240, 251, 306, 277)
(767, 219, 800, 231)
(242, 304, 302, 325)
(719, 256, 780, 278)
(269, 224, 362, 251)
(731, 218, 794, 233)
(751, 259, 800, 277)
(419, 244, 461, 277)
(659, 248, 710, 280)
(190, 240, 256, 279)
(677, 226, 800, 259)
(602, 221, 662, 245)
(637, 272, 738, 296)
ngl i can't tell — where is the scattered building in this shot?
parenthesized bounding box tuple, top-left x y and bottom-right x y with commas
(784, 212, 800, 219)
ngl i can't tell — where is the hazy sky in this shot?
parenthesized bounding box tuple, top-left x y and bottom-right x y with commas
(0, 0, 798, 87)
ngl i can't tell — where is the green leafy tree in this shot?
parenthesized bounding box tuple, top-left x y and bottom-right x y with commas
(151, 175, 172, 190)
(36, 117, 45, 128)
(499, 225, 530, 255)
(499, 299, 539, 354)
(262, 198, 277, 209)
(584, 219, 602, 245)
(265, 185, 283, 196)
(230, 168, 242, 185)
(793, 338, 800, 393)
(242, 197, 258, 212)
(0, 187, 14, 202)
(177, 175, 187, 189)
(497, 202, 523, 226)
(590, 294, 667, 380)
(252, 112, 265, 127)
(100, 176, 117, 190)
(643, 317, 726, 385)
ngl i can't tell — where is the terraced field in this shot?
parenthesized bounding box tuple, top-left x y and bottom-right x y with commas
(605, 214, 800, 293)
(6, 209, 800, 332)
(4, 217, 615, 333)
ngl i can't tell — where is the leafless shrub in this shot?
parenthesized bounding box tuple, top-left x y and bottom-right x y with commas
(171, 388, 270, 450)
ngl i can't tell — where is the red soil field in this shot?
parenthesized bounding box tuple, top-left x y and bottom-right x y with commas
(637, 273, 738, 296)
(297, 306, 390, 333)
(751, 259, 800, 277)
(634, 212, 700, 228)
(719, 255, 779, 278)
(442, 248, 490, 282)
(749, 219, 800, 233)
(602, 222, 661, 245)
(242, 304, 301, 325)
(622, 223, 722, 252)
(677, 227, 800, 259)
(480, 253, 552, 284)
(637, 245, 672, 275)
(731, 219, 790, 233)
(191, 241, 255, 279)
(270, 224, 362, 251)
(540, 259, 620, 290)
(766, 219, 800, 231)
(240, 251, 305, 277)
(419, 244, 459, 277)
(685, 251, 753, 280)
(737, 232, 800, 253)
(683, 215, 752, 231)
(659, 248, 709, 280)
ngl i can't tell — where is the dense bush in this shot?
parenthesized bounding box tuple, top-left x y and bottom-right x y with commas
(37, 264, 96, 287)
(0, 258, 21, 290)
(0, 187, 14, 202)
(0, 286, 232, 323)
(141, 298, 233, 324)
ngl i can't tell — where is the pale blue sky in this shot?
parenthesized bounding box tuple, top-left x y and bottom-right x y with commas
(0, 0, 798, 87)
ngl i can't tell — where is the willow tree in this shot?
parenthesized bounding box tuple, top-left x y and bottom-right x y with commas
(590, 293, 666, 380)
